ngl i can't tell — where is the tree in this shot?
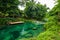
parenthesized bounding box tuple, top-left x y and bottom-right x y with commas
(19, 0, 30, 6)
(24, 0, 48, 20)
(0, 0, 21, 17)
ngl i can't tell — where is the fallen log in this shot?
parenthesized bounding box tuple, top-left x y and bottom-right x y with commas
(8, 21, 24, 24)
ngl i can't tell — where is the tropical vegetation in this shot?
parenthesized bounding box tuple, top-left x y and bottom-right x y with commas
(0, 0, 59, 40)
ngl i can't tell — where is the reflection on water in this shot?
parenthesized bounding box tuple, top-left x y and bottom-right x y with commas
(0, 22, 45, 40)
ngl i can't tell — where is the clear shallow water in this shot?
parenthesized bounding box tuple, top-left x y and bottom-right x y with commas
(0, 22, 44, 40)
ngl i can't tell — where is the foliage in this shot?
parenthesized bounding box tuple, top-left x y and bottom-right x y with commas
(0, 0, 48, 25)
(17, 37, 36, 40)
(0, 18, 22, 25)
(0, 0, 60, 40)
(44, 16, 57, 29)
(37, 14, 59, 40)
(37, 0, 60, 40)
(0, 0, 21, 17)
(24, 1, 48, 20)
(37, 28, 60, 40)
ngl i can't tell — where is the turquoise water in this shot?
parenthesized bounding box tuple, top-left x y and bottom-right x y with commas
(0, 22, 44, 40)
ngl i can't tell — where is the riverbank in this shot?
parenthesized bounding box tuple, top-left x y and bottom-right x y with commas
(0, 17, 45, 25)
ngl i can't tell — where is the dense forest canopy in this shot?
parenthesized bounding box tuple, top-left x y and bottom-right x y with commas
(24, 0, 48, 20)
(0, 0, 48, 25)
(0, 0, 21, 17)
